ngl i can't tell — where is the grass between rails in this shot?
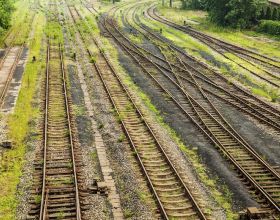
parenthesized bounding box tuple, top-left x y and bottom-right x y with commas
(157, 4, 280, 58)
(104, 38, 236, 219)
(0, 12, 46, 220)
(83, 10, 236, 218)
(137, 5, 279, 102)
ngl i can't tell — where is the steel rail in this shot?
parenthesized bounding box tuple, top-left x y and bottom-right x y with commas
(122, 3, 280, 122)
(39, 41, 49, 220)
(69, 5, 207, 219)
(148, 4, 280, 68)
(0, 45, 24, 108)
(60, 43, 82, 220)
(146, 5, 280, 88)
(99, 10, 280, 213)
(39, 40, 81, 220)
(124, 4, 280, 131)
(106, 9, 280, 178)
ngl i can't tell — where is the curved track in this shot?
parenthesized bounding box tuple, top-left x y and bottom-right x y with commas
(69, 5, 208, 219)
(146, 4, 280, 88)
(124, 3, 280, 133)
(86, 3, 280, 216)
(104, 2, 280, 133)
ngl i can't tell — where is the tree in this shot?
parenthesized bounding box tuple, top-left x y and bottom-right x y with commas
(272, 7, 278, 20)
(205, 0, 230, 26)
(259, 7, 266, 19)
(266, 6, 272, 20)
(181, 0, 206, 10)
(206, 0, 267, 28)
(0, 0, 14, 29)
(225, 0, 267, 28)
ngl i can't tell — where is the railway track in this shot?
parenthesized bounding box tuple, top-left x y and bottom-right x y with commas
(101, 2, 280, 134)
(0, 4, 36, 110)
(122, 3, 280, 132)
(69, 5, 208, 219)
(28, 40, 82, 220)
(89, 6, 280, 216)
(0, 45, 24, 109)
(146, 4, 280, 88)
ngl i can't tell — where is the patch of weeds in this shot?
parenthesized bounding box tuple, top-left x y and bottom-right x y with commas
(123, 208, 134, 218)
(90, 56, 96, 63)
(117, 114, 124, 123)
(125, 103, 133, 111)
(72, 105, 86, 116)
(138, 191, 149, 202)
(57, 211, 65, 220)
(45, 21, 64, 43)
(268, 89, 279, 102)
(98, 123, 104, 129)
(34, 194, 41, 204)
(66, 162, 73, 169)
(91, 151, 97, 160)
(117, 134, 125, 143)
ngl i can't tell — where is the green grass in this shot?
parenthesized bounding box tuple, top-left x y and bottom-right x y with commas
(123, 208, 134, 218)
(158, 3, 280, 58)
(0, 12, 46, 220)
(131, 4, 279, 102)
(45, 21, 64, 44)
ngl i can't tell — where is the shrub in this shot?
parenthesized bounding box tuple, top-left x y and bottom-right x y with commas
(257, 20, 280, 35)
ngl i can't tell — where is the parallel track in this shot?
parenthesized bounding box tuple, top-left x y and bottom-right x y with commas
(91, 5, 280, 215)
(69, 5, 207, 219)
(30, 41, 82, 220)
(147, 5, 280, 88)
(122, 3, 280, 132)
(0, 45, 24, 109)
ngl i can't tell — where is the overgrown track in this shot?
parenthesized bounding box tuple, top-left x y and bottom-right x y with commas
(146, 5, 280, 88)
(28, 41, 82, 220)
(0, 45, 24, 109)
(95, 6, 280, 216)
(69, 5, 207, 220)
(122, 3, 280, 133)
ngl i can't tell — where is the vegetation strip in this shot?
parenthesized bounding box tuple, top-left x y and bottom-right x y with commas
(147, 5, 280, 89)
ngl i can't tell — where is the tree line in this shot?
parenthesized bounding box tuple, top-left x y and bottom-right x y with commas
(181, 0, 280, 28)
(0, 0, 14, 31)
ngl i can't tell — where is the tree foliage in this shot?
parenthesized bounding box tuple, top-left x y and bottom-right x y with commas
(272, 8, 278, 20)
(266, 6, 272, 19)
(186, 0, 275, 28)
(181, 0, 206, 9)
(205, 0, 267, 28)
(0, 0, 14, 29)
(258, 19, 280, 35)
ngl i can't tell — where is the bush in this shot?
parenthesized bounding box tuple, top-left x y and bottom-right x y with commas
(257, 20, 280, 35)
(0, 0, 14, 29)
